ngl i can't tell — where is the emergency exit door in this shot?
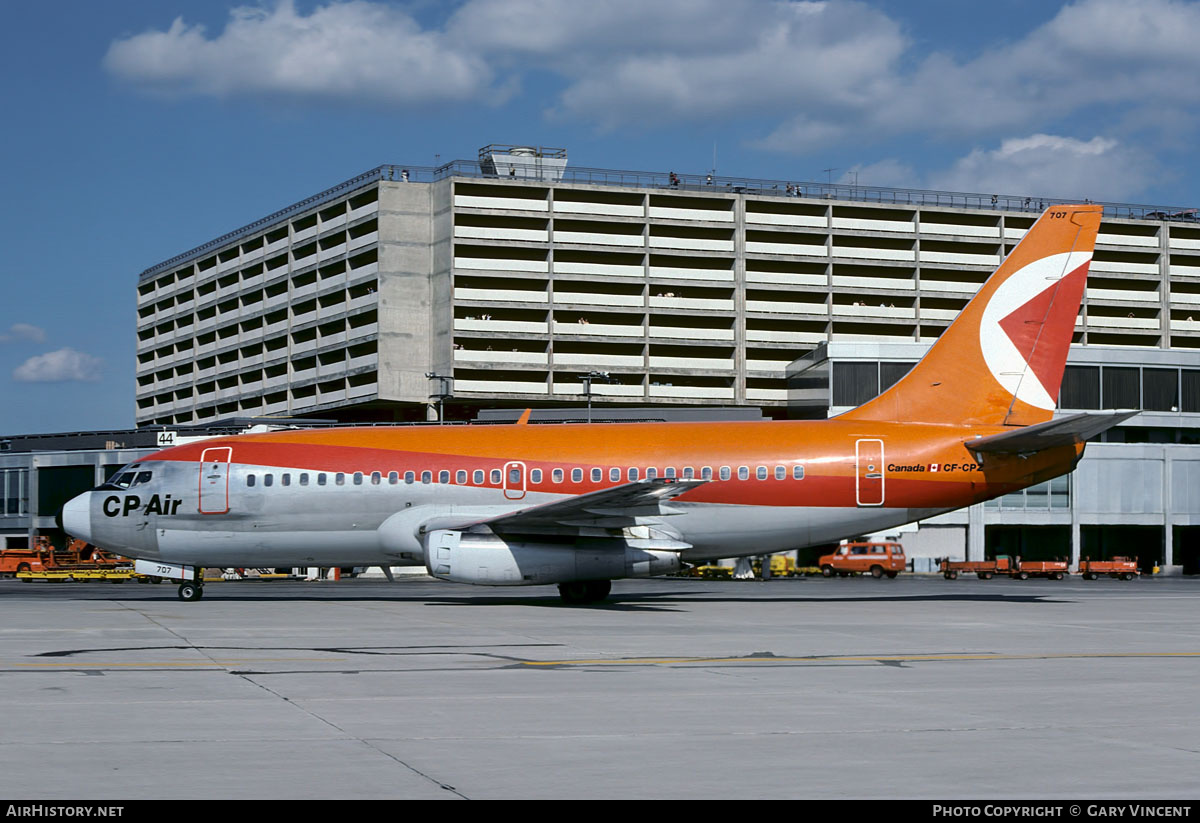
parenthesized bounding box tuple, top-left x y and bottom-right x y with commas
(503, 461, 526, 500)
(199, 447, 232, 514)
(856, 439, 884, 507)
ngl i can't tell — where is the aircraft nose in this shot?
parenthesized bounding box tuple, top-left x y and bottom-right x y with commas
(61, 493, 93, 543)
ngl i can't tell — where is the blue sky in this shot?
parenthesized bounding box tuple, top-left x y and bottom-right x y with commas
(3, 0, 1199, 435)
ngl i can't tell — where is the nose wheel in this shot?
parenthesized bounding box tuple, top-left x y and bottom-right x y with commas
(177, 581, 204, 602)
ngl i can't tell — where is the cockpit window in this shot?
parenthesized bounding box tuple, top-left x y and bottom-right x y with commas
(97, 463, 153, 491)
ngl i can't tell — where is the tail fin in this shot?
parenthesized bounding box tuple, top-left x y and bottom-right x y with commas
(840, 204, 1102, 426)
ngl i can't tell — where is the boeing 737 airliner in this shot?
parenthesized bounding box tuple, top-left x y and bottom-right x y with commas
(63, 204, 1131, 603)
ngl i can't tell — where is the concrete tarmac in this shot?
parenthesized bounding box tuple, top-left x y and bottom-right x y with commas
(1, 574, 1197, 800)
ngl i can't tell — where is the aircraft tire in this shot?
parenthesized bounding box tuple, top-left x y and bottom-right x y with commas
(178, 582, 203, 602)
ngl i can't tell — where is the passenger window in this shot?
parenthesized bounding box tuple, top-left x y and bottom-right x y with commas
(264, 474, 274, 487)
(756, 466, 767, 480)
(456, 470, 467, 484)
(553, 468, 564, 483)
(439, 470, 449, 484)
(318, 473, 327, 486)
(683, 467, 695, 479)
(775, 466, 785, 480)
(665, 467, 676, 479)
(388, 471, 399, 485)
(490, 469, 501, 484)
(738, 467, 749, 481)
(335, 473, 345, 486)
(646, 467, 657, 480)
(247, 474, 256, 487)
(282, 473, 291, 486)
(422, 471, 432, 484)
(702, 467, 713, 480)
(300, 473, 309, 486)
(473, 470, 483, 484)
(405, 471, 415, 484)
(793, 465, 804, 480)
(530, 469, 542, 483)
(509, 468, 521, 484)
(571, 468, 583, 483)
(371, 472, 382, 485)
(353, 472, 363, 485)
(591, 468, 602, 482)
(629, 467, 639, 481)
(718, 467, 729, 481)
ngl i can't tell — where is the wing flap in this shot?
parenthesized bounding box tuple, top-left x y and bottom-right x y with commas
(451, 477, 708, 534)
(966, 411, 1137, 455)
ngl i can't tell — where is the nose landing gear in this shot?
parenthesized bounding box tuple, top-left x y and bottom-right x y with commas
(177, 581, 204, 601)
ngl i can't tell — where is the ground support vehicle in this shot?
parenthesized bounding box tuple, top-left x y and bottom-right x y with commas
(693, 565, 733, 579)
(940, 556, 1068, 580)
(752, 556, 797, 578)
(1015, 560, 1069, 580)
(1, 539, 131, 579)
(819, 542, 905, 578)
(17, 568, 138, 583)
(1078, 557, 1139, 580)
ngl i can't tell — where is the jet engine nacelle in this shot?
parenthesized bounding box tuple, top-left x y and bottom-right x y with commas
(423, 529, 681, 585)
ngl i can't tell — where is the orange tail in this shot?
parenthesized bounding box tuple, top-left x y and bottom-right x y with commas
(840, 204, 1102, 427)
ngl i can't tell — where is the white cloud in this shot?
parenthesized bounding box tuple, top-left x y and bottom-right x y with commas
(927, 134, 1158, 202)
(103, 0, 500, 105)
(0, 323, 46, 344)
(13, 349, 104, 383)
(101, 0, 1200, 159)
(839, 159, 918, 189)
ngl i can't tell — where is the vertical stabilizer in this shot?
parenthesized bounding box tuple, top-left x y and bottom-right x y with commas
(839, 204, 1102, 426)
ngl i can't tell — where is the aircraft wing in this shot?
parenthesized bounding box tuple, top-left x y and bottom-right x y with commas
(453, 477, 708, 534)
(966, 410, 1138, 455)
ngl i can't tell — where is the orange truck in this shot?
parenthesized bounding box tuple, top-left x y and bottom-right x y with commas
(819, 541, 906, 578)
(1078, 557, 1139, 580)
(940, 555, 1068, 580)
(0, 538, 129, 578)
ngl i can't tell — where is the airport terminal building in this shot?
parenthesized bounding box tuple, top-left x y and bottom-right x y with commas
(8, 146, 1199, 569)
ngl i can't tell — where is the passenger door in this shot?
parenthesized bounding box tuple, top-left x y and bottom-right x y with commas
(198, 447, 232, 514)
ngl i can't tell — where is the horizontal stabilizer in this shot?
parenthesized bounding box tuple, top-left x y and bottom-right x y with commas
(966, 411, 1138, 455)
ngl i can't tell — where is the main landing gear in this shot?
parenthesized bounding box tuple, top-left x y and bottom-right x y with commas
(557, 580, 612, 605)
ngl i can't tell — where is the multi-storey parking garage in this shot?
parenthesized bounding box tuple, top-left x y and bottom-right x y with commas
(119, 146, 1200, 570)
(135, 147, 1200, 426)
